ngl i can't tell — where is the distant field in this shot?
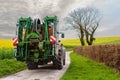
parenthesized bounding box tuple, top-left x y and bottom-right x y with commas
(1, 36, 120, 48)
(61, 36, 120, 47)
(93, 36, 120, 45)
(0, 39, 13, 48)
(0, 39, 14, 59)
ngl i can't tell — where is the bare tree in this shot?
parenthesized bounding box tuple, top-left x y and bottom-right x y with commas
(65, 7, 101, 45)
(84, 23, 99, 45)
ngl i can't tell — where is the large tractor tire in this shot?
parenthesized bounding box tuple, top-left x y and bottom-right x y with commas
(62, 47, 66, 65)
(26, 61, 38, 69)
(53, 55, 63, 70)
(63, 56, 65, 65)
(53, 47, 66, 69)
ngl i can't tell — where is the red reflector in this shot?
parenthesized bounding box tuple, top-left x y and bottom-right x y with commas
(50, 36, 56, 44)
(12, 38, 18, 46)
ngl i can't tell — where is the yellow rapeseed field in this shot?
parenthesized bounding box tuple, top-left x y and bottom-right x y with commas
(61, 36, 120, 47)
(0, 39, 14, 48)
(61, 38, 81, 47)
(0, 36, 120, 48)
(94, 36, 120, 44)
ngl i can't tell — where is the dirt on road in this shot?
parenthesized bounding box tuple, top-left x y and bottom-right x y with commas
(0, 52, 71, 80)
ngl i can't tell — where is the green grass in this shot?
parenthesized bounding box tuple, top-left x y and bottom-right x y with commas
(64, 46, 75, 51)
(0, 59, 26, 78)
(0, 48, 26, 78)
(61, 52, 120, 80)
(0, 48, 14, 60)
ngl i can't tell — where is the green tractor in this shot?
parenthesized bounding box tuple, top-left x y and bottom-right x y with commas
(13, 16, 65, 69)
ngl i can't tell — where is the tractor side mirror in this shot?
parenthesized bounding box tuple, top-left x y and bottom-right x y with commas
(16, 23, 19, 27)
(61, 34, 64, 38)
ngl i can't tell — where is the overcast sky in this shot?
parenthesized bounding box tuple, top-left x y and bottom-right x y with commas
(0, 0, 120, 39)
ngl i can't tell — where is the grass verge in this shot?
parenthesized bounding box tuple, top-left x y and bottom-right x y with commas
(0, 48, 14, 60)
(0, 59, 26, 78)
(64, 46, 75, 51)
(61, 52, 120, 80)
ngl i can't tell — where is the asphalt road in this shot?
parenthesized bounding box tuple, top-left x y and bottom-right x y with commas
(0, 52, 71, 80)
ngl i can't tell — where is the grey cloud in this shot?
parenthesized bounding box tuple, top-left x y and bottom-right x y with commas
(0, 0, 120, 39)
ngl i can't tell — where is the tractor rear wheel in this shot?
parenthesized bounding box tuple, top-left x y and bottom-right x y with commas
(62, 49, 66, 65)
(53, 55, 63, 70)
(53, 55, 63, 69)
(63, 58, 65, 65)
(26, 61, 38, 69)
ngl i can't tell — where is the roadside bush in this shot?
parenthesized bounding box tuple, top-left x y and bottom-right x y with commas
(74, 44, 120, 72)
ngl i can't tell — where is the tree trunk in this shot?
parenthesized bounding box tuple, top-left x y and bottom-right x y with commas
(87, 32, 95, 45)
(79, 26, 85, 46)
(80, 35, 85, 46)
(89, 33, 94, 45)
(84, 30, 91, 45)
